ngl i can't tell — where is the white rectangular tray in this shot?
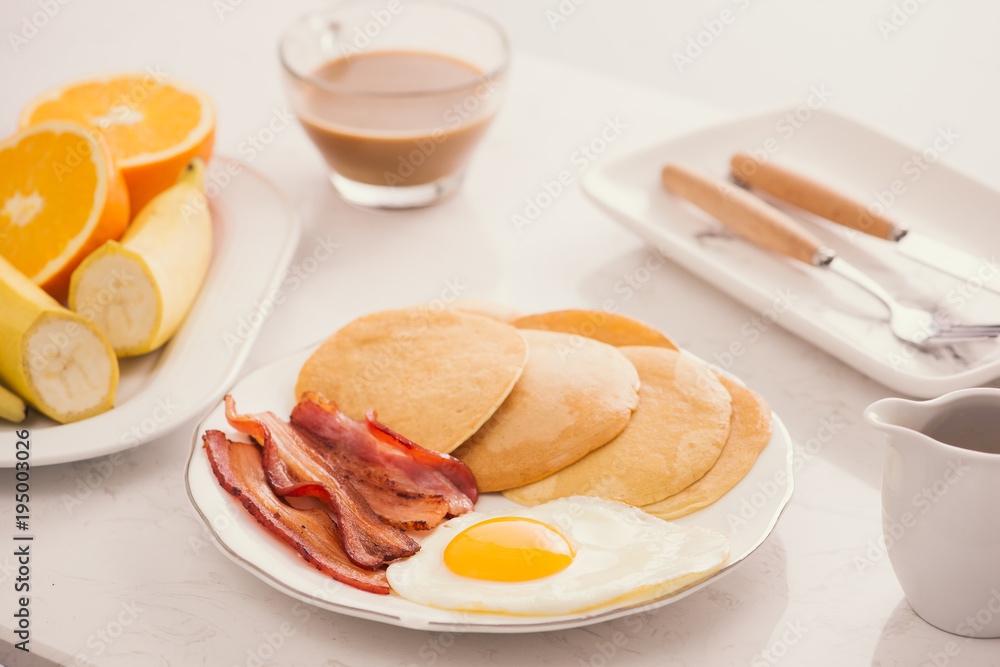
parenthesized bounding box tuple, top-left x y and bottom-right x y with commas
(583, 108, 1000, 398)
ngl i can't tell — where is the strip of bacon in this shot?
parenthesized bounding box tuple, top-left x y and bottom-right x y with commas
(290, 392, 477, 528)
(224, 396, 419, 570)
(289, 450, 452, 533)
(363, 408, 478, 504)
(202, 430, 389, 594)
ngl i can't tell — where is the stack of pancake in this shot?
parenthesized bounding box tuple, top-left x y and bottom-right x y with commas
(294, 303, 772, 521)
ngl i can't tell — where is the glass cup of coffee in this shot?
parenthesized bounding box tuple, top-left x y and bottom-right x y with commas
(280, 1, 509, 208)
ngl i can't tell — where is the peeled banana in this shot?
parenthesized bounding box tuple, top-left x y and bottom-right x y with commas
(0, 255, 118, 423)
(69, 158, 212, 357)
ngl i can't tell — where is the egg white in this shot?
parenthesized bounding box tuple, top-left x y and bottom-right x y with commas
(385, 496, 730, 616)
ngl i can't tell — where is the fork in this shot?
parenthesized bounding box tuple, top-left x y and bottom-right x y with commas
(660, 163, 1000, 346)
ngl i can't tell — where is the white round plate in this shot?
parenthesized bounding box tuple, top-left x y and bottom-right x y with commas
(0, 157, 300, 467)
(185, 344, 793, 633)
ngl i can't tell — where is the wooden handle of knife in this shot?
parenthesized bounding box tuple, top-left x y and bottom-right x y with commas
(661, 163, 825, 265)
(730, 152, 897, 241)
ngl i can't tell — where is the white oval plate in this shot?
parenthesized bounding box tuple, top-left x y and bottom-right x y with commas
(184, 344, 793, 633)
(0, 157, 300, 467)
(582, 107, 1000, 398)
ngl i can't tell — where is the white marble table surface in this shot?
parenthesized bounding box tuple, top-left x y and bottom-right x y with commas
(2, 1, 1000, 665)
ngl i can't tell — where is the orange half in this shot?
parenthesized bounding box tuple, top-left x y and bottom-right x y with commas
(0, 121, 129, 302)
(19, 71, 215, 214)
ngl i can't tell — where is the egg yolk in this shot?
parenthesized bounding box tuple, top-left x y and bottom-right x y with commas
(443, 517, 575, 582)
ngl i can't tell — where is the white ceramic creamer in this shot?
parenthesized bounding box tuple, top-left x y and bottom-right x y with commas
(865, 388, 1000, 638)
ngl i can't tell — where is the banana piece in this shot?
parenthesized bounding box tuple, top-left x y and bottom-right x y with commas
(0, 382, 27, 423)
(69, 159, 212, 357)
(0, 255, 118, 423)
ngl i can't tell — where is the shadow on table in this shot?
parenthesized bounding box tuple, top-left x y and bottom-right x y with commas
(871, 597, 1000, 667)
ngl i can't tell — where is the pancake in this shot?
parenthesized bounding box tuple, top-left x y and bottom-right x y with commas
(503, 346, 731, 507)
(512, 309, 677, 350)
(644, 376, 771, 520)
(295, 307, 528, 453)
(451, 330, 641, 492)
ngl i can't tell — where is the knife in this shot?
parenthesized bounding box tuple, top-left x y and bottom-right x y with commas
(730, 153, 1000, 295)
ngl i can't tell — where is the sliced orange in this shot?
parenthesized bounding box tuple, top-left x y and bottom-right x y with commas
(19, 71, 215, 214)
(0, 121, 129, 302)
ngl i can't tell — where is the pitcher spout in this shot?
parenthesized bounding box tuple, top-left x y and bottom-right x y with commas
(863, 396, 931, 437)
(866, 388, 1000, 451)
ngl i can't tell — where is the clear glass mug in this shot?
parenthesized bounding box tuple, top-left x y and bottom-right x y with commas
(280, 1, 509, 208)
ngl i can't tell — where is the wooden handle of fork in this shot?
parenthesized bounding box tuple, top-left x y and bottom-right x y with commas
(661, 163, 828, 265)
(730, 152, 898, 241)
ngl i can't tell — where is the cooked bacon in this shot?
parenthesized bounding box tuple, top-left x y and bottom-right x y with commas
(364, 409, 478, 504)
(224, 396, 419, 570)
(290, 392, 476, 529)
(202, 430, 389, 594)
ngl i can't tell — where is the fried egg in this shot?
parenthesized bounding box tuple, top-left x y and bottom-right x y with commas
(385, 496, 730, 616)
